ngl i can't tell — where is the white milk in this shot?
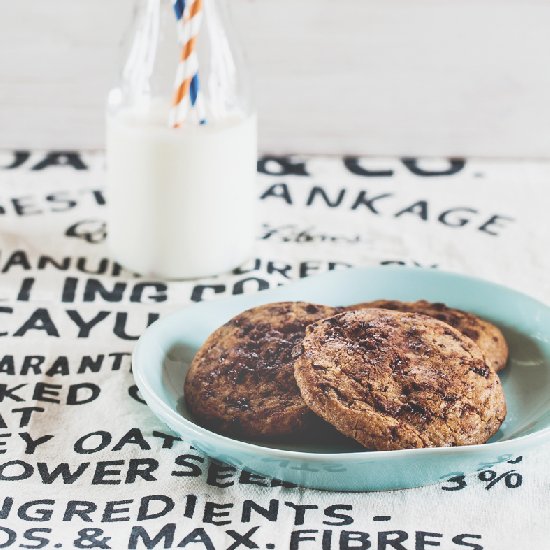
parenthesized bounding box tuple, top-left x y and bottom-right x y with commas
(106, 103, 257, 279)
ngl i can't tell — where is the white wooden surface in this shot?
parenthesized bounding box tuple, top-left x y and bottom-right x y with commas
(2, 0, 550, 157)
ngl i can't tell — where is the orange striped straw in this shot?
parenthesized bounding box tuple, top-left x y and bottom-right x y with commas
(170, 0, 206, 127)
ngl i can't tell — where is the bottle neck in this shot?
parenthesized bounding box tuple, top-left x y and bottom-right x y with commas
(114, 0, 253, 123)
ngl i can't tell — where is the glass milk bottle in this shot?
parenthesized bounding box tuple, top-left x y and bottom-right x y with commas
(106, 0, 257, 279)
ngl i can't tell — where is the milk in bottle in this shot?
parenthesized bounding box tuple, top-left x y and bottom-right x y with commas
(106, 0, 256, 278)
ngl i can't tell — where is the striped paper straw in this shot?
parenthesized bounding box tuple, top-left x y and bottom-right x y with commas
(170, 0, 207, 127)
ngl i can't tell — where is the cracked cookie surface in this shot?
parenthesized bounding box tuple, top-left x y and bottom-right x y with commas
(346, 299, 508, 372)
(294, 309, 506, 450)
(185, 301, 340, 439)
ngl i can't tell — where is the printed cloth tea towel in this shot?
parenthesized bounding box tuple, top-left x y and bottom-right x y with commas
(0, 150, 548, 549)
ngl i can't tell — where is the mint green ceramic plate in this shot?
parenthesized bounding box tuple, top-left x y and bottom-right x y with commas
(133, 267, 550, 491)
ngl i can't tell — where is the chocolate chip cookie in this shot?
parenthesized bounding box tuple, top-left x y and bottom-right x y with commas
(185, 301, 340, 439)
(294, 309, 507, 450)
(346, 299, 508, 372)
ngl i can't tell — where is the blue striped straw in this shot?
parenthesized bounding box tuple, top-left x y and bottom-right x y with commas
(170, 0, 207, 126)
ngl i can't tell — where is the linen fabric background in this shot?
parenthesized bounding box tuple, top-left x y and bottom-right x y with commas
(0, 151, 548, 549)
